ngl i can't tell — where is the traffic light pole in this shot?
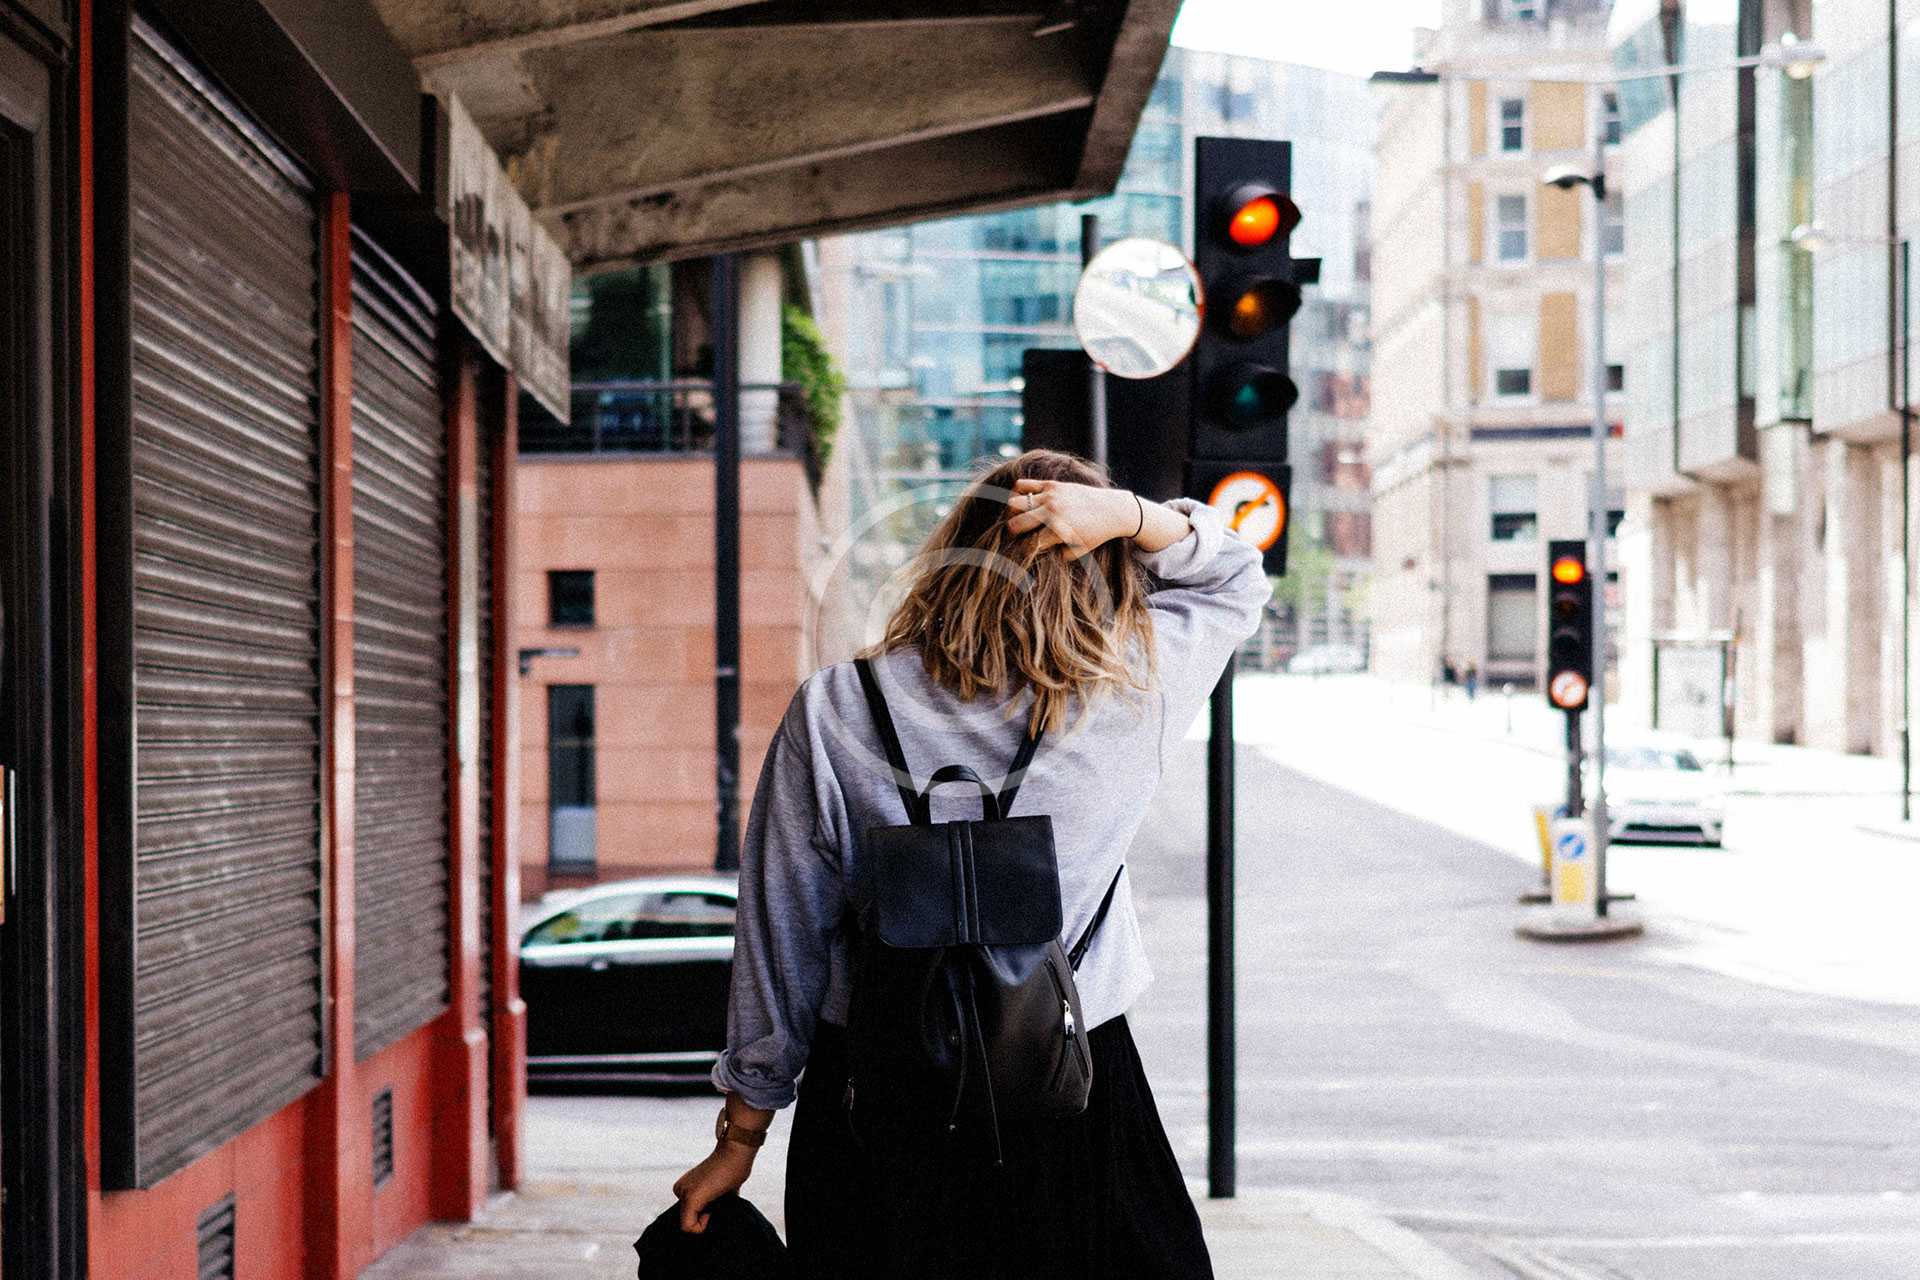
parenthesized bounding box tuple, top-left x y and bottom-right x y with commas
(1081, 212, 1109, 469)
(1206, 657, 1235, 1199)
(1585, 129, 1612, 916)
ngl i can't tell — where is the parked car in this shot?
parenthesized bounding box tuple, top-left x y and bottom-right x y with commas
(1598, 744, 1726, 846)
(520, 875, 737, 1077)
(1287, 644, 1367, 675)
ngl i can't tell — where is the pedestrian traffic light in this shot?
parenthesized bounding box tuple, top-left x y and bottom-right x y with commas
(1546, 539, 1593, 712)
(1187, 137, 1317, 575)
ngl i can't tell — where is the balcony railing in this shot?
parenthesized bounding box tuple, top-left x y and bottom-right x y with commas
(525, 378, 817, 477)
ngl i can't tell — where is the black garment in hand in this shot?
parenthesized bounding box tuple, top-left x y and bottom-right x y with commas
(635, 1193, 792, 1280)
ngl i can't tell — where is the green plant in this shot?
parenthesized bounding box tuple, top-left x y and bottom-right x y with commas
(782, 304, 845, 469)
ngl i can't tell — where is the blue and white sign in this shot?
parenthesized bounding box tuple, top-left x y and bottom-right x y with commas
(1547, 817, 1598, 913)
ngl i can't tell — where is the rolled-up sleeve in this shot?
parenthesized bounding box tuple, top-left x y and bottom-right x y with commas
(1138, 498, 1273, 744)
(710, 709, 845, 1110)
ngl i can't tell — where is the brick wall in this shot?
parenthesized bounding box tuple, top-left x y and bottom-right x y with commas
(514, 455, 814, 899)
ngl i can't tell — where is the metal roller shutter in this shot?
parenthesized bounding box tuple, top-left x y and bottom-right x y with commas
(125, 21, 324, 1184)
(350, 229, 451, 1060)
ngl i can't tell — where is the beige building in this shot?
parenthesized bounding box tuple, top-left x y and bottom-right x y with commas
(1368, 0, 1625, 689)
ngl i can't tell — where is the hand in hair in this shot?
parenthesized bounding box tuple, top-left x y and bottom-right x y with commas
(1006, 478, 1191, 558)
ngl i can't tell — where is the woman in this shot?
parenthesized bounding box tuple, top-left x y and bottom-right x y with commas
(673, 449, 1270, 1278)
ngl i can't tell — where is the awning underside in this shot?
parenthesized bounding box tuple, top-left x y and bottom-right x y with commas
(374, 0, 1177, 268)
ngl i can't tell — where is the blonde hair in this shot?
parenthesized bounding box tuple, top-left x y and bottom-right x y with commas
(863, 450, 1155, 735)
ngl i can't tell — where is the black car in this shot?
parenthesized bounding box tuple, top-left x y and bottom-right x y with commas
(520, 875, 737, 1077)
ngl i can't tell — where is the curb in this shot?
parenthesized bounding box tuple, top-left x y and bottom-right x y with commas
(1291, 1191, 1483, 1279)
(1192, 1185, 1480, 1280)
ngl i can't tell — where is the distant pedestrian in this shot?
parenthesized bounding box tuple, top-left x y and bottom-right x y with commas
(673, 449, 1266, 1279)
(1441, 657, 1458, 689)
(1464, 661, 1479, 701)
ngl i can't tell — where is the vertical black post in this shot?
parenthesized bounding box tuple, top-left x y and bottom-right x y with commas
(1080, 212, 1108, 469)
(1901, 237, 1911, 823)
(1564, 708, 1584, 819)
(712, 254, 742, 870)
(1207, 657, 1236, 1198)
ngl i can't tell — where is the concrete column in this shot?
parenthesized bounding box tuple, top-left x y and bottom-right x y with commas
(1618, 490, 1662, 729)
(1807, 440, 1883, 752)
(738, 251, 784, 455)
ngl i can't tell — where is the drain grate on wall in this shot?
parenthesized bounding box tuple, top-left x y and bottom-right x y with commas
(372, 1086, 395, 1186)
(196, 1195, 236, 1280)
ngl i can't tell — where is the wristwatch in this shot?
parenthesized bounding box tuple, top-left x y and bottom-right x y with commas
(715, 1104, 769, 1149)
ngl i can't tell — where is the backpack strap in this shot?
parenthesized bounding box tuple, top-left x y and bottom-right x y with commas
(996, 721, 1043, 817)
(1068, 865, 1125, 970)
(855, 656, 928, 825)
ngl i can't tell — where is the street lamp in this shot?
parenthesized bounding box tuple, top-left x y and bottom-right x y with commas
(1791, 222, 1912, 823)
(1540, 133, 1616, 915)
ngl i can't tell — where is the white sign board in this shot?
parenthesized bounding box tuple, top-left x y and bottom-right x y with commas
(1652, 639, 1728, 739)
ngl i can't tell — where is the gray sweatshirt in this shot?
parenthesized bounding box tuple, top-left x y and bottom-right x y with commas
(711, 499, 1271, 1110)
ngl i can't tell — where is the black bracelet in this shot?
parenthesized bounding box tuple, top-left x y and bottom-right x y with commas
(1131, 492, 1146, 539)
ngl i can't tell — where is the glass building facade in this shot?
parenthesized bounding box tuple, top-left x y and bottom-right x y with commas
(815, 47, 1376, 651)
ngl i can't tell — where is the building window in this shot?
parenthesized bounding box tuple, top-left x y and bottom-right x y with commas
(1499, 97, 1526, 152)
(1487, 574, 1539, 663)
(1607, 363, 1625, 393)
(548, 570, 595, 627)
(1602, 92, 1622, 146)
(1495, 194, 1528, 262)
(1489, 311, 1536, 401)
(1601, 191, 1625, 257)
(548, 685, 597, 873)
(1489, 473, 1538, 543)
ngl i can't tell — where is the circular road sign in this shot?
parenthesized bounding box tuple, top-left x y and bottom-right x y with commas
(1548, 670, 1589, 710)
(1206, 470, 1286, 552)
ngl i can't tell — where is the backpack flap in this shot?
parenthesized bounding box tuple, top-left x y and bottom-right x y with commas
(868, 814, 1063, 949)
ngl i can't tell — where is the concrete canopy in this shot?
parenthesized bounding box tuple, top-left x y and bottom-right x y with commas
(374, 0, 1178, 268)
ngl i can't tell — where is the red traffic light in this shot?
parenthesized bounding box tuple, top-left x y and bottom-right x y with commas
(1220, 183, 1301, 249)
(1551, 555, 1586, 585)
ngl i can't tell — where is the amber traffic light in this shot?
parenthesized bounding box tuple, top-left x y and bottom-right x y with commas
(1189, 138, 1315, 575)
(1546, 539, 1593, 712)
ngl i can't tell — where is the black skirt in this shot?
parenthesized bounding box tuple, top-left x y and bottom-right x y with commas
(785, 1016, 1214, 1280)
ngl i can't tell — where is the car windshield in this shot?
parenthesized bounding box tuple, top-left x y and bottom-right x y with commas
(1606, 746, 1703, 772)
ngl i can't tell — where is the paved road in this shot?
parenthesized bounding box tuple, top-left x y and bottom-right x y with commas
(1134, 720, 1920, 1278)
(511, 680, 1920, 1279)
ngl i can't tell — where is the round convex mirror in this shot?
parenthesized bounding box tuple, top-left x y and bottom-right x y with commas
(1072, 237, 1204, 379)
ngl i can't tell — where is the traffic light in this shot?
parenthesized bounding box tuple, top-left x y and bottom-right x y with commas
(1546, 539, 1593, 712)
(1188, 137, 1317, 574)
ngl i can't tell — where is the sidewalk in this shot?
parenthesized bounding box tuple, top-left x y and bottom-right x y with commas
(365, 1166, 1475, 1280)
(364, 1074, 1475, 1280)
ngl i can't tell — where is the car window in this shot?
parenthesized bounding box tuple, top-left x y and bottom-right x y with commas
(641, 892, 737, 940)
(523, 893, 657, 947)
(522, 890, 736, 946)
(1606, 747, 1705, 773)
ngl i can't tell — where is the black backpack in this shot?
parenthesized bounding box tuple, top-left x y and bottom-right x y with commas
(843, 657, 1121, 1161)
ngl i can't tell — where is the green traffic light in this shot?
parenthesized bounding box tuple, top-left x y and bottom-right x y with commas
(1208, 364, 1299, 428)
